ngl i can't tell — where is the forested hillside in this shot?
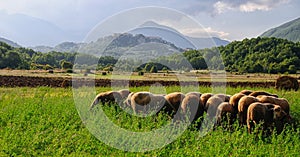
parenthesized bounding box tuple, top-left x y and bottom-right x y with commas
(0, 42, 86, 70)
(145, 37, 300, 74)
(1, 37, 300, 74)
(180, 37, 300, 74)
(261, 17, 300, 42)
(220, 37, 300, 73)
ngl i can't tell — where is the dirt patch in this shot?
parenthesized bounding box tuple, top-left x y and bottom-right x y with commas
(0, 75, 280, 88)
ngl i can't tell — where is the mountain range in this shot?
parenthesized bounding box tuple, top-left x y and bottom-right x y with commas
(28, 21, 229, 58)
(0, 11, 74, 46)
(0, 37, 21, 47)
(29, 33, 184, 61)
(260, 17, 300, 42)
(129, 21, 229, 49)
(2, 16, 300, 59)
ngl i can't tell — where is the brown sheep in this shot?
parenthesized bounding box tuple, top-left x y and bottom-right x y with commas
(258, 95, 290, 115)
(164, 92, 185, 115)
(247, 102, 288, 134)
(249, 91, 278, 98)
(130, 92, 168, 115)
(118, 89, 131, 99)
(238, 96, 259, 125)
(216, 102, 234, 127)
(185, 92, 202, 97)
(205, 95, 224, 118)
(215, 94, 231, 102)
(123, 92, 135, 108)
(90, 91, 122, 110)
(275, 76, 299, 91)
(240, 90, 253, 95)
(200, 93, 214, 109)
(229, 93, 246, 116)
(180, 94, 205, 126)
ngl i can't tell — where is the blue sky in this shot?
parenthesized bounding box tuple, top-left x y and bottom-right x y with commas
(0, 0, 299, 46)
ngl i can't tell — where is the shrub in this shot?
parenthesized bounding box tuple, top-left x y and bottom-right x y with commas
(66, 69, 73, 73)
(150, 66, 158, 73)
(138, 71, 144, 76)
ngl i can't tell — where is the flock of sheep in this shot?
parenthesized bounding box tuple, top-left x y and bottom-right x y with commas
(90, 89, 292, 135)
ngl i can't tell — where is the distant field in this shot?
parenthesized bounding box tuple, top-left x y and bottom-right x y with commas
(1, 69, 299, 82)
(0, 86, 299, 156)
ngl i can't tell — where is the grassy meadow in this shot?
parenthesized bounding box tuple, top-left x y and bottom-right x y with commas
(0, 86, 300, 156)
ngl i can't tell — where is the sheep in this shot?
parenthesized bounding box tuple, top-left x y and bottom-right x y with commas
(130, 92, 168, 115)
(164, 92, 185, 116)
(239, 90, 253, 95)
(247, 102, 288, 134)
(229, 93, 246, 118)
(185, 92, 202, 97)
(200, 93, 214, 109)
(180, 94, 205, 127)
(123, 92, 135, 108)
(118, 89, 131, 99)
(90, 91, 122, 110)
(249, 91, 278, 98)
(238, 96, 259, 125)
(215, 94, 231, 102)
(205, 95, 224, 118)
(258, 95, 290, 115)
(216, 102, 235, 128)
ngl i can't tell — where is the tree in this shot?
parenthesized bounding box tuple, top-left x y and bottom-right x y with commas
(288, 65, 296, 74)
(1, 51, 21, 69)
(150, 66, 158, 73)
(144, 63, 152, 72)
(61, 60, 73, 69)
(190, 56, 207, 69)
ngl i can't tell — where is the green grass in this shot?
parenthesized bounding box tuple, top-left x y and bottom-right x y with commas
(0, 86, 299, 156)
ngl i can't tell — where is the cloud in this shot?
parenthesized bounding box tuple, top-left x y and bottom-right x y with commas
(180, 27, 229, 38)
(213, 0, 290, 14)
(157, 17, 230, 39)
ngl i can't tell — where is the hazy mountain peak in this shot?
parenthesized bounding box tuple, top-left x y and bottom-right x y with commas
(131, 21, 229, 49)
(31, 32, 183, 60)
(140, 21, 161, 27)
(0, 37, 21, 47)
(0, 11, 70, 46)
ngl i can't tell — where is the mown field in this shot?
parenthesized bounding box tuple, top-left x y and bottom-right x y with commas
(1, 69, 299, 82)
(0, 86, 300, 156)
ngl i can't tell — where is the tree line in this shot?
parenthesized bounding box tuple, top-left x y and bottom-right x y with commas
(0, 37, 299, 74)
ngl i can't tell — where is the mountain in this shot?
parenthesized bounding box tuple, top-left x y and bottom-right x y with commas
(0, 11, 70, 46)
(0, 37, 21, 47)
(260, 17, 300, 42)
(30, 21, 229, 60)
(32, 42, 85, 53)
(130, 21, 230, 49)
(31, 33, 183, 60)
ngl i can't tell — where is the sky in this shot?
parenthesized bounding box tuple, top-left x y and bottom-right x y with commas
(0, 0, 299, 46)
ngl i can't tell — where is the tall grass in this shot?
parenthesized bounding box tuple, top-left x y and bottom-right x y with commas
(0, 86, 299, 156)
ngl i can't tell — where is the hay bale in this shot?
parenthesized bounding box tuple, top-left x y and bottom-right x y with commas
(275, 76, 299, 91)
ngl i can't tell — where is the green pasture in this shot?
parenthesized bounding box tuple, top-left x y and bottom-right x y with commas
(0, 86, 299, 156)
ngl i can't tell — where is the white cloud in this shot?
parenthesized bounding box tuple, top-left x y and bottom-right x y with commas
(157, 18, 230, 39)
(213, 1, 234, 14)
(180, 27, 229, 38)
(213, 0, 290, 14)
